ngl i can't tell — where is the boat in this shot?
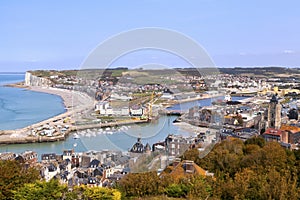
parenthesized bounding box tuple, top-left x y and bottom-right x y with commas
(73, 133, 80, 139)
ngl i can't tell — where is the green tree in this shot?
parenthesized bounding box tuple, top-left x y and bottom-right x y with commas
(81, 186, 121, 200)
(13, 179, 67, 200)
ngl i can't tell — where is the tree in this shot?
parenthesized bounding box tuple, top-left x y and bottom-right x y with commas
(117, 171, 162, 197)
(81, 186, 121, 200)
(244, 137, 266, 148)
(165, 183, 188, 198)
(182, 148, 200, 162)
(0, 160, 40, 200)
(13, 179, 67, 200)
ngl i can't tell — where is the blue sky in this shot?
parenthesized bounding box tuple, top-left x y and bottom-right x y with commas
(0, 0, 300, 72)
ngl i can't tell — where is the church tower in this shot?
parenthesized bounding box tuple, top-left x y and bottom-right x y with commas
(267, 95, 281, 129)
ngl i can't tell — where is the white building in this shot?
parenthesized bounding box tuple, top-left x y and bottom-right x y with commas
(130, 106, 143, 116)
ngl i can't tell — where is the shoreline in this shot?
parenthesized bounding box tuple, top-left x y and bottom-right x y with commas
(0, 83, 151, 145)
(0, 83, 95, 144)
(1, 83, 246, 145)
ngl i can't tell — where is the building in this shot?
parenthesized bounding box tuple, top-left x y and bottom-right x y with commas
(280, 124, 300, 144)
(165, 134, 191, 157)
(262, 128, 286, 142)
(15, 151, 38, 165)
(41, 153, 57, 162)
(129, 138, 151, 153)
(62, 149, 74, 160)
(0, 152, 16, 160)
(267, 95, 282, 129)
(130, 106, 143, 116)
(160, 159, 213, 181)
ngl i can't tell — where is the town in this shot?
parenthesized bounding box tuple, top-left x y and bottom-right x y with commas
(2, 67, 300, 192)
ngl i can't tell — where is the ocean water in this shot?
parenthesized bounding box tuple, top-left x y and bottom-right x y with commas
(0, 73, 66, 130)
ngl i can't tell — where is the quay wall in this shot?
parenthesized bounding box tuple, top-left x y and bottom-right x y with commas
(0, 119, 149, 145)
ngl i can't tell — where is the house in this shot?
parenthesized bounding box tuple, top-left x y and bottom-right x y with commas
(15, 151, 38, 165)
(81, 155, 91, 168)
(71, 155, 80, 168)
(106, 107, 114, 115)
(160, 159, 213, 181)
(89, 159, 100, 169)
(74, 169, 87, 179)
(87, 177, 99, 187)
(93, 167, 104, 177)
(130, 105, 143, 116)
(0, 152, 16, 160)
(280, 124, 300, 144)
(220, 128, 258, 141)
(101, 164, 114, 178)
(59, 159, 72, 172)
(129, 138, 150, 153)
(62, 149, 74, 160)
(60, 171, 71, 184)
(95, 101, 110, 113)
(165, 134, 190, 156)
(41, 163, 60, 182)
(41, 153, 57, 162)
(262, 128, 286, 142)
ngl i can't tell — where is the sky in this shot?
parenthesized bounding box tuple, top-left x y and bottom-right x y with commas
(0, 0, 300, 72)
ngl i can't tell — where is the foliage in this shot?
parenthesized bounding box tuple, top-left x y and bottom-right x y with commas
(199, 139, 300, 199)
(244, 136, 266, 147)
(81, 185, 121, 200)
(5, 137, 300, 199)
(13, 179, 67, 200)
(165, 184, 188, 198)
(117, 170, 212, 199)
(118, 138, 300, 199)
(117, 171, 162, 197)
(13, 180, 121, 200)
(0, 160, 40, 200)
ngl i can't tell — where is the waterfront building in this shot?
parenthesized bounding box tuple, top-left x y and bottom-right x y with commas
(62, 149, 74, 160)
(129, 138, 150, 153)
(15, 151, 38, 165)
(130, 105, 143, 116)
(0, 152, 16, 160)
(41, 153, 57, 163)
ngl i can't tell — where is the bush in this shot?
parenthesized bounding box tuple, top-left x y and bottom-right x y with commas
(165, 184, 189, 198)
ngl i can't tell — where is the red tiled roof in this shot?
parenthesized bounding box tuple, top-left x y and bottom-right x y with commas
(263, 128, 284, 136)
(280, 125, 300, 134)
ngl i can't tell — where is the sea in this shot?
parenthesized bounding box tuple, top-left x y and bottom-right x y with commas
(0, 73, 66, 130)
(0, 73, 246, 159)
